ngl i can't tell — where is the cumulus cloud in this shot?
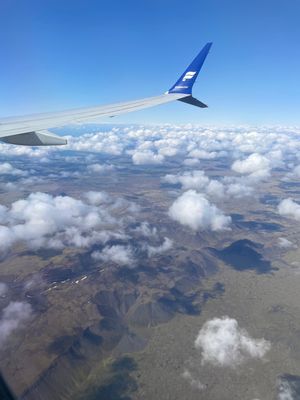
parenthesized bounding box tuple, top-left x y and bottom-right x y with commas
(92, 245, 134, 266)
(0, 125, 299, 173)
(87, 163, 115, 173)
(163, 170, 254, 200)
(285, 165, 300, 180)
(278, 198, 300, 221)
(132, 150, 164, 165)
(0, 283, 8, 297)
(132, 222, 158, 237)
(278, 237, 294, 248)
(145, 237, 173, 256)
(231, 153, 271, 181)
(277, 376, 300, 400)
(168, 190, 231, 231)
(66, 129, 124, 155)
(195, 316, 271, 367)
(163, 170, 209, 191)
(0, 191, 136, 253)
(188, 149, 217, 159)
(182, 369, 205, 390)
(0, 162, 28, 176)
(206, 180, 225, 198)
(277, 380, 294, 400)
(158, 146, 178, 157)
(225, 182, 254, 198)
(48, 170, 80, 179)
(0, 143, 51, 158)
(183, 158, 201, 167)
(55, 124, 300, 173)
(0, 301, 32, 346)
(84, 191, 111, 205)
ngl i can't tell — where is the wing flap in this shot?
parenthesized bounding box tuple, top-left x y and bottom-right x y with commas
(0, 130, 67, 146)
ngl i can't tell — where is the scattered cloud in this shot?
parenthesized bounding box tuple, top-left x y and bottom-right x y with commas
(0, 125, 298, 172)
(225, 181, 254, 198)
(168, 190, 231, 231)
(0, 301, 32, 346)
(195, 316, 271, 367)
(163, 170, 209, 191)
(0, 283, 8, 297)
(182, 369, 205, 391)
(66, 130, 124, 155)
(87, 163, 115, 173)
(132, 150, 164, 165)
(231, 153, 271, 181)
(0, 191, 137, 253)
(278, 237, 294, 248)
(0, 162, 28, 176)
(285, 165, 300, 181)
(84, 191, 112, 205)
(163, 170, 254, 199)
(183, 158, 201, 167)
(188, 149, 217, 160)
(131, 222, 158, 238)
(92, 245, 134, 266)
(145, 237, 173, 257)
(278, 198, 300, 221)
(277, 380, 294, 400)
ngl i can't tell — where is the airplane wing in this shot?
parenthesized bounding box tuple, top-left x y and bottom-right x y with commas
(0, 42, 212, 146)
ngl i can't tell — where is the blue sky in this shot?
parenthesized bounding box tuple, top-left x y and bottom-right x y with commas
(0, 0, 300, 125)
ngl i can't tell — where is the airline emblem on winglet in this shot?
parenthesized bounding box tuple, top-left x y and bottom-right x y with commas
(182, 71, 196, 82)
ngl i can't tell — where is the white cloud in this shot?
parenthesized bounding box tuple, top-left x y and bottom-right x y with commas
(195, 316, 271, 367)
(132, 222, 158, 237)
(146, 237, 173, 257)
(62, 125, 300, 171)
(163, 170, 209, 191)
(48, 170, 80, 179)
(206, 180, 225, 198)
(0, 125, 300, 174)
(0, 143, 51, 158)
(0, 191, 136, 252)
(0, 301, 32, 346)
(92, 245, 134, 266)
(66, 130, 124, 155)
(0, 283, 8, 297)
(226, 182, 254, 198)
(288, 165, 300, 179)
(132, 150, 164, 165)
(278, 198, 300, 221)
(231, 153, 271, 180)
(87, 163, 115, 173)
(0, 226, 16, 251)
(188, 149, 217, 159)
(84, 191, 111, 206)
(182, 369, 205, 390)
(0, 162, 27, 176)
(277, 379, 295, 400)
(168, 190, 231, 231)
(278, 237, 294, 248)
(163, 170, 255, 200)
(183, 158, 201, 167)
(158, 147, 178, 157)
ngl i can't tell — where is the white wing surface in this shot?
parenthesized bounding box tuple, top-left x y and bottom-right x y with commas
(0, 43, 212, 146)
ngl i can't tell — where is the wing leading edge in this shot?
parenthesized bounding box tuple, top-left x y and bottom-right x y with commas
(0, 42, 212, 146)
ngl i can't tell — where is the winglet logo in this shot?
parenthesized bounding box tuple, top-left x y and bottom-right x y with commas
(182, 71, 196, 82)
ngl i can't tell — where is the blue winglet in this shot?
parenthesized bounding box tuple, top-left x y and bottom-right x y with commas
(167, 42, 212, 95)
